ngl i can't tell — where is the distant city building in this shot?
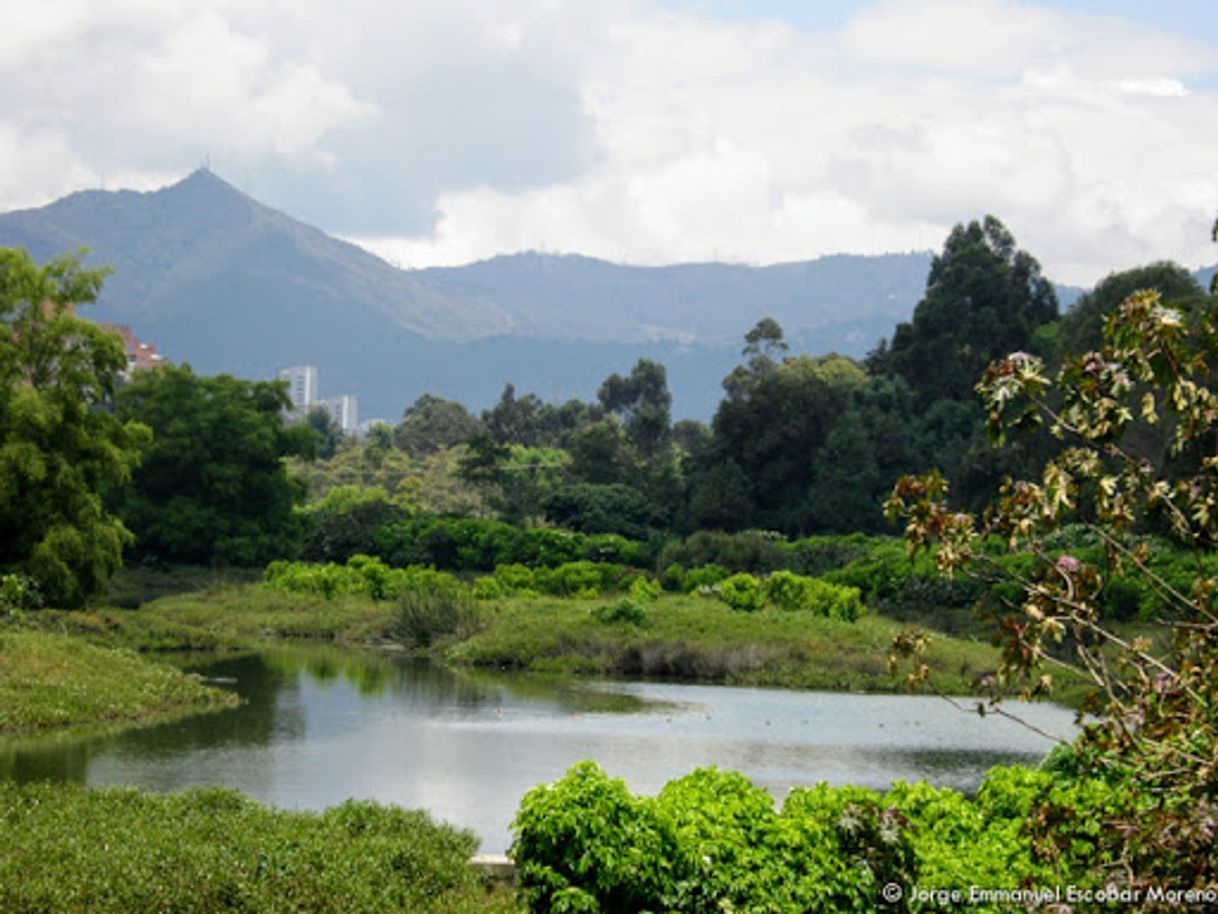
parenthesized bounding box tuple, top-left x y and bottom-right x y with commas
(98, 323, 167, 379)
(276, 364, 359, 436)
(278, 365, 319, 410)
(321, 395, 359, 433)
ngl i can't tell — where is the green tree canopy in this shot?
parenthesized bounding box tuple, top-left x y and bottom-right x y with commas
(481, 383, 602, 449)
(303, 405, 343, 460)
(888, 280, 1218, 888)
(596, 358, 673, 459)
(0, 248, 148, 606)
(709, 346, 862, 533)
(115, 364, 315, 565)
(394, 394, 482, 458)
(542, 483, 660, 539)
(884, 215, 1058, 407)
(1058, 261, 1205, 357)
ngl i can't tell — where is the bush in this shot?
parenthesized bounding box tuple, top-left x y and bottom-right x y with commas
(490, 563, 537, 595)
(513, 763, 682, 914)
(683, 563, 730, 592)
(765, 571, 863, 620)
(471, 576, 506, 600)
(592, 598, 651, 628)
(542, 483, 661, 539)
(512, 762, 1116, 914)
(0, 782, 486, 914)
(660, 563, 687, 592)
(627, 576, 662, 603)
(396, 591, 478, 648)
(714, 573, 766, 612)
(263, 557, 466, 602)
(656, 530, 788, 574)
(533, 561, 611, 598)
(778, 533, 876, 576)
(0, 573, 41, 618)
(374, 516, 660, 572)
(302, 486, 410, 563)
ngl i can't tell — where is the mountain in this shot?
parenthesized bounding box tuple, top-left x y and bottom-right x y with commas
(0, 168, 503, 342)
(0, 169, 1093, 419)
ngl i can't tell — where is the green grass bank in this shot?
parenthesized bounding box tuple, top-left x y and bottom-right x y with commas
(449, 593, 999, 694)
(0, 781, 515, 914)
(43, 582, 1006, 697)
(0, 630, 238, 734)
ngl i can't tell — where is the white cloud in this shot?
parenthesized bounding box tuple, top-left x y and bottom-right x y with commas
(3, 0, 1218, 285)
(0, 0, 373, 210)
(364, 0, 1218, 284)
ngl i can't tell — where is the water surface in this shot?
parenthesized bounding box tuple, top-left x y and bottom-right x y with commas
(0, 647, 1077, 851)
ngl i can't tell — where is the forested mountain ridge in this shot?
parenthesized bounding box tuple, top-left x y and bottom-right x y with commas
(0, 170, 928, 417)
(4, 169, 1208, 419)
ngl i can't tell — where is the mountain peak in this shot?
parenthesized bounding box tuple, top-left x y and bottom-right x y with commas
(162, 167, 248, 201)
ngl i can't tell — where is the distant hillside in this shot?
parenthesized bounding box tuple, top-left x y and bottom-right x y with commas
(0, 169, 503, 341)
(0, 169, 1106, 419)
(413, 250, 933, 350)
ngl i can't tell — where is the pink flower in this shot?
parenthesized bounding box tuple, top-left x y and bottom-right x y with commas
(1056, 555, 1081, 574)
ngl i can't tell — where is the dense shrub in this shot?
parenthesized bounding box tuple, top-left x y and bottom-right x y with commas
(512, 762, 682, 914)
(512, 762, 1112, 914)
(0, 782, 488, 914)
(656, 530, 788, 575)
(469, 562, 637, 600)
(682, 563, 730, 592)
(627, 576, 662, 602)
(714, 573, 766, 612)
(397, 591, 479, 648)
(263, 557, 464, 601)
(765, 570, 862, 620)
(301, 486, 411, 563)
(778, 533, 877, 577)
(542, 483, 661, 539)
(0, 573, 40, 618)
(374, 516, 658, 572)
(592, 598, 651, 628)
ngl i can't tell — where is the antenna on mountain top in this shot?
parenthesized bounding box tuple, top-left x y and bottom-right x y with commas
(201, 153, 211, 172)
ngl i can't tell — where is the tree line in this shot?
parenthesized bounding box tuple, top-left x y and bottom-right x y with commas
(2, 215, 1213, 606)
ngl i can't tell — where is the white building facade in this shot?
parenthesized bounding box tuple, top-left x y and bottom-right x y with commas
(278, 365, 319, 410)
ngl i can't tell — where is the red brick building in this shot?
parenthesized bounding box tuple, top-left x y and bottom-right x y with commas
(98, 323, 167, 378)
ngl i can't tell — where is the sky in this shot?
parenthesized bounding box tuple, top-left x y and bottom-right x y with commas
(2, 0, 1217, 287)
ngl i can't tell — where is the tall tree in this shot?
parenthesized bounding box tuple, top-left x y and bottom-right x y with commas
(394, 394, 482, 458)
(0, 249, 148, 606)
(885, 216, 1058, 407)
(597, 359, 672, 460)
(116, 365, 315, 565)
(708, 342, 861, 533)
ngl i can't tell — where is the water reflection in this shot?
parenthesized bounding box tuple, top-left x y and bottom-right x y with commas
(0, 646, 1077, 851)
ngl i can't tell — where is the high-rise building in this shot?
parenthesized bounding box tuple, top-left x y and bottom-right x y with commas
(278, 365, 318, 410)
(321, 395, 359, 433)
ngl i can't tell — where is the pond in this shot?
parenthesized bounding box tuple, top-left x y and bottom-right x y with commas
(0, 646, 1078, 852)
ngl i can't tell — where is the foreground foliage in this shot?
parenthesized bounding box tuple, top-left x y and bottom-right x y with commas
(511, 761, 1113, 914)
(887, 288, 1218, 896)
(0, 782, 510, 914)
